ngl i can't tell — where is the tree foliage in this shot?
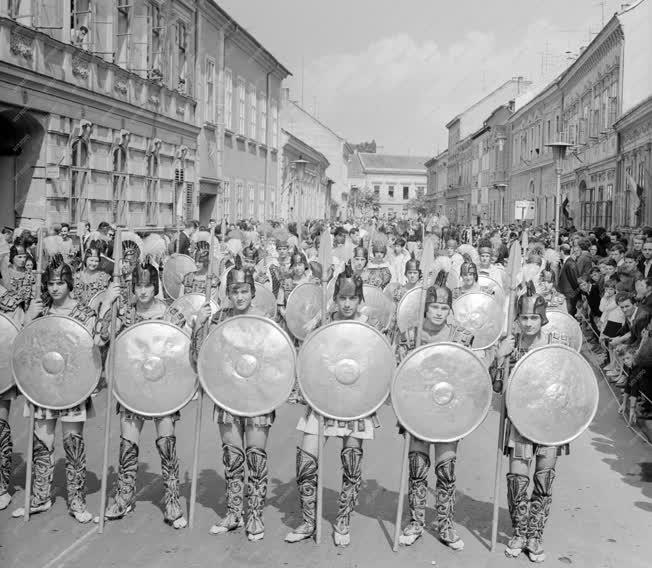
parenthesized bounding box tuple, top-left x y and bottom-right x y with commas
(408, 193, 439, 217)
(352, 140, 377, 153)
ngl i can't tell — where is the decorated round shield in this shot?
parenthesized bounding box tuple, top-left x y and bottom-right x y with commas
(506, 344, 598, 445)
(252, 283, 277, 318)
(362, 285, 394, 330)
(88, 289, 110, 314)
(12, 316, 102, 409)
(543, 310, 582, 351)
(164, 293, 219, 334)
(297, 321, 395, 421)
(109, 321, 197, 417)
(197, 315, 296, 416)
(0, 314, 19, 395)
(392, 342, 492, 443)
(162, 254, 196, 300)
(285, 283, 322, 340)
(396, 287, 422, 332)
(478, 275, 505, 306)
(452, 292, 504, 349)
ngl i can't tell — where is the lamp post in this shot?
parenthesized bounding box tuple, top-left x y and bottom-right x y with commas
(494, 183, 507, 225)
(545, 138, 572, 251)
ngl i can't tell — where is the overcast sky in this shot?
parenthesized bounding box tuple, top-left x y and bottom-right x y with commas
(217, 0, 626, 156)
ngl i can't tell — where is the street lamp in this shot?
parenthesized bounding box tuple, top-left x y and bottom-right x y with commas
(494, 183, 507, 225)
(545, 138, 572, 251)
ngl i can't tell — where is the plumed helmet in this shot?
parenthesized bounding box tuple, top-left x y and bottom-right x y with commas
(241, 243, 260, 263)
(290, 252, 307, 268)
(477, 238, 493, 256)
(516, 280, 548, 326)
(132, 260, 159, 296)
(353, 245, 368, 261)
(333, 261, 364, 302)
(404, 253, 421, 276)
(228, 255, 256, 297)
(42, 254, 73, 292)
(459, 254, 479, 281)
(192, 231, 211, 263)
(424, 269, 453, 313)
(121, 231, 144, 264)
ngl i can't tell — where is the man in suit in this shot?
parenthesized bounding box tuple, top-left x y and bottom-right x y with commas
(177, 220, 198, 256)
(574, 238, 593, 281)
(557, 244, 580, 316)
(639, 239, 652, 278)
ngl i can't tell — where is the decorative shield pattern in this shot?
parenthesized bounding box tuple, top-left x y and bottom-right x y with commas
(162, 254, 196, 300)
(392, 342, 492, 443)
(478, 275, 506, 306)
(12, 316, 102, 409)
(396, 287, 422, 333)
(164, 293, 219, 334)
(88, 290, 109, 314)
(361, 285, 394, 330)
(297, 321, 395, 421)
(543, 310, 582, 351)
(197, 315, 296, 416)
(506, 344, 599, 445)
(285, 283, 322, 340)
(0, 314, 19, 395)
(109, 321, 197, 417)
(452, 292, 504, 349)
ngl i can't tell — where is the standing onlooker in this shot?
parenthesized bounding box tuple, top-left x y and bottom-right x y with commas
(610, 243, 626, 267)
(558, 244, 580, 316)
(177, 220, 198, 256)
(617, 252, 643, 293)
(639, 239, 652, 278)
(574, 238, 593, 281)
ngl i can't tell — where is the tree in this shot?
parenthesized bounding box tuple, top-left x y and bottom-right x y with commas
(350, 186, 380, 216)
(409, 193, 439, 218)
(352, 140, 377, 153)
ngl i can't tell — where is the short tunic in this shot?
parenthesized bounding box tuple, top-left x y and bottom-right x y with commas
(182, 271, 219, 296)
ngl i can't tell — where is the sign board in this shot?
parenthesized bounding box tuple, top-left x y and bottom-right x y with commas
(514, 200, 535, 220)
(46, 165, 60, 180)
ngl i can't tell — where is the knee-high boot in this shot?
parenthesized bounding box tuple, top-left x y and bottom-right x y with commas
(245, 447, 268, 541)
(333, 447, 363, 546)
(210, 444, 245, 534)
(434, 457, 464, 550)
(12, 433, 54, 517)
(156, 435, 185, 526)
(285, 447, 318, 542)
(399, 450, 430, 545)
(0, 418, 12, 508)
(63, 432, 90, 521)
(526, 468, 555, 563)
(504, 473, 530, 558)
(105, 437, 138, 519)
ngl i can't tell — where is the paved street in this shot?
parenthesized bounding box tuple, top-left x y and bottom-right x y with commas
(1, 353, 650, 568)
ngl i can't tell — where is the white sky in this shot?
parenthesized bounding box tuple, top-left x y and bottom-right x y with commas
(217, 0, 627, 156)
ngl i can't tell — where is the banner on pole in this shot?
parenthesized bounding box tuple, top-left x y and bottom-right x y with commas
(514, 200, 535, 220)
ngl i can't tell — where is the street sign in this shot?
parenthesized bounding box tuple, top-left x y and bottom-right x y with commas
(514, 200, 535, 220)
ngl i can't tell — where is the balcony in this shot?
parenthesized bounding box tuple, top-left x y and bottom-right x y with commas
(0, 17, 196, 124)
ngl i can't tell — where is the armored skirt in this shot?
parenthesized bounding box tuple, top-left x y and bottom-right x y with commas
(213, 406, 275, 428)
(25, 398, 95, 422)
(504, 422, 570, 460)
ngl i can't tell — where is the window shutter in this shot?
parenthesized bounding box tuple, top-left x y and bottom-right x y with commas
(185, 182, 194, 221)
(132, 5, 148, 75)
(93, 1, 113, 62)
(35, 0, 63, 39)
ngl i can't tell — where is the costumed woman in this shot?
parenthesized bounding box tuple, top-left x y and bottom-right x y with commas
(179, 231, 219, 297)
(73, 241, 111, 307)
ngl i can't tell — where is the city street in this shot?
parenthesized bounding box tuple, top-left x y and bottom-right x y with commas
(1, 351, 650, 568)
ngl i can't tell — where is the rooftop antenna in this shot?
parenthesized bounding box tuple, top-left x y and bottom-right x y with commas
(595, 0, 606, 27)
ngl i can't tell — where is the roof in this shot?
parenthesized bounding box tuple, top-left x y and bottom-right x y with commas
(287, 100, 347, 142)
(281, 129, 330, 167)
(358, 153, 430, 173)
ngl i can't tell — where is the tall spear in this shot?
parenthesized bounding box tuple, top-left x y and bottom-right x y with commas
(23, 226, 44, 521)
(490, 240, 522, 551)
(392, 235, 436, 551)
(98, 228, 122, 533)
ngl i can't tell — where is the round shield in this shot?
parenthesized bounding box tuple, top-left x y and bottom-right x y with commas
(217, 266, 233, 303)
(12, 316, 102, 409)
(297, 321, 395, 421)
(452, 292, 504, 350)
(543, 310, 582, 351)
(478, 275, 505, 306)
(164, 293, 219, 334)
(392, 342, 492, 443)
(0, 314, 19, 395)
(506, 344, 599, 445)
(396, 287, 422, 333)
(197, 315, 296, 416)
(285, 283, 322, 340)
(109, 321, 197, 417)
(252, 283, 277, 318)
(162, 254, 196, 300)
(88, 290, 109, 313)
(361, 285, 394, 330)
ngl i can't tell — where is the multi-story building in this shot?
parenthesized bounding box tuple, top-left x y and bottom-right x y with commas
(425, 149, 448, 214)
(347, 152, 428, 217)
(0, 0, 200, 231)
(199, 3, 290, 225)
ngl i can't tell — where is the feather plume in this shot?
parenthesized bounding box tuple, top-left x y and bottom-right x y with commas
(225, 238, 242, 256)
(521, 262, 541, 284)
(432, 254, 452, 276)
(121, 231, 144, 261)
(457, 243, 479, 264)
(43, 235, 64, 258)
(271, 226, 290, 243)
(87, 230, 110, 243)
(194, 231, 211, 245)
(543, 248, 560, 268)
(142, 234, 167, 264)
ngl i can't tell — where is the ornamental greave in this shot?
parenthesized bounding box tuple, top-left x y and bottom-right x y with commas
(222, 444, 245, 519)
(109, 437, 138, 515)
(63, 433, 87, 514)
(434, 457, 457, 536)
(295, 447, 318, 531)
(407, 451, 430, 530)
(31, 433, 54, 508)
(333, 447, 363, 536)
(506, 473, 530, 538)
(527, 468, 555, 541)
(0, 418, 12, 495)
(245, 447, 268, 536)
(156, 435, 183, 523)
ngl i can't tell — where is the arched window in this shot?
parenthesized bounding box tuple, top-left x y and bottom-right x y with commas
(70, 138, 89, 224)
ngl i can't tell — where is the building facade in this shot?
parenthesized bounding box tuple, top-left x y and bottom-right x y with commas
(0, 0, 200, 231)
(425, 149, 448, 214)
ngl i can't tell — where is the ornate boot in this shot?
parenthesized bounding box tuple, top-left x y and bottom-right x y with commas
(156, 435, 186, 529)
(285, 447, 318, 543)
(103, 437, 138, 520)
(504, 473, 530, 558)
(399, 451, 430, 546)
(434, 457, 464, 551)
(245, 447, 268, 541)
(333, 447, 363, 547)
(12, 434, 54, 517)
(0, 418, 12, 510)
(64, 433, 92, 523)
(210, 444, 245, 535)
(526, 468, 555, 563)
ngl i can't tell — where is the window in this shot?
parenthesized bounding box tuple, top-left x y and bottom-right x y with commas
(238, 79, 246, 135)
(185, 182, 194, 222)
(387, 185, 394, 198)
(417, 186, 425, 198)
(222, 180, 231, 218)
(373, 184, 381, 198)
(176, 21, 187, 93)
(271, 100, 278, 148)
(147, 2, 164, 79)
(247, 182, 255, 218)
(145, 146, 159, 226)
(403, 186, 409, 200)
(205, 59, 216, 123)
(249, 86, 257, 139)
(71, 0, 92, 50)
(115, 0, 131, 68)
(112, 146, 128, 226)
(258, 184, 265, 219)
(260, 96, 267, 145)
(235, 180, 244, 218)
(224, 69, 233, 130)
(70, 137, 90, 225)
(8, 0, 32, 24)
(174, 165, 185, 223)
